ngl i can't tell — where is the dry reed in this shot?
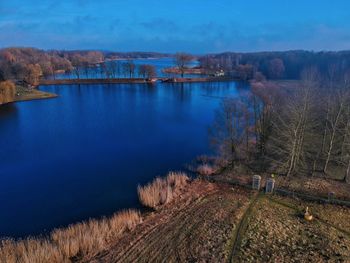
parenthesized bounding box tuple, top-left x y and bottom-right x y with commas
(0, 209, 141, 263)
(137, 172, 189, 208)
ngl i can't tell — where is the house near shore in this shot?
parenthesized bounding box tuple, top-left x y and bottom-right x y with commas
(214, 70, 225, 77)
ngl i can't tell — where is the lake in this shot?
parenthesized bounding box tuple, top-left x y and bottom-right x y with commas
(0, 59, 249, 238)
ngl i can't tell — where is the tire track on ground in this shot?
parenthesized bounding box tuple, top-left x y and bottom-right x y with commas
(227, 192, 261, 263)
(116, 189, 220, 263)
(128, 196, 221, 262)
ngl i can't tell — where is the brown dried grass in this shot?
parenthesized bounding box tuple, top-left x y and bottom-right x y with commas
(197, 164, 217, 176)
(0, 209, 142, 263)
(137, 172, 189, 208)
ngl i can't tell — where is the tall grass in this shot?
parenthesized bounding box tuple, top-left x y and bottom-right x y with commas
(0, 209, 141, 263)
(138, 172, 189, 208)
(0, 172, 189, 261)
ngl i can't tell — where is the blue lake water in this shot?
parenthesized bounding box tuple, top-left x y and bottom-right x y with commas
(0, 59, 249, 238)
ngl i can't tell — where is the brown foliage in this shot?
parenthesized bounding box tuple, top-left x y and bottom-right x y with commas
(25, 64, 42, 86)
(0, 80, 16, 105)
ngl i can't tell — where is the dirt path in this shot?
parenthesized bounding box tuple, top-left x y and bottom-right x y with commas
(227, 192, 261, 263)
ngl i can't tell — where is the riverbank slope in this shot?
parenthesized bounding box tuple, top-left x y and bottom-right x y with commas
(1, 176, 349, 262)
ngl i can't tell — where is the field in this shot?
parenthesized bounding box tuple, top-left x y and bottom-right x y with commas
(2, 178, 349, 262)
(86, 180, 254, 262)
(236, 196, 350, 262)
(85, 179, 350, 263)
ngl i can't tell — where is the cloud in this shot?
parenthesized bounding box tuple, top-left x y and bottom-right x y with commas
(139, 18, 179, 32)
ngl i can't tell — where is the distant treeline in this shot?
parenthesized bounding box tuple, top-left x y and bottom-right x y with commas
(0, 47, 168, 85)
(199, 50, 350, 80)
(105, 51, 170, 60)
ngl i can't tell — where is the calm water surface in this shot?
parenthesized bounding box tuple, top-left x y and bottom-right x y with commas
(0, 60, 249, 237)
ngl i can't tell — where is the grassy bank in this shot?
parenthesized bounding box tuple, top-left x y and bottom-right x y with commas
(2, 170, 350, 262)
(14, 87, 58, 103)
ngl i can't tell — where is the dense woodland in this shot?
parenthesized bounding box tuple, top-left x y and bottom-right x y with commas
(210, 68, 350, 183)
(0, 48, 166, 84)
(200, 50, 350, 80)
(0, 48, 163, 103)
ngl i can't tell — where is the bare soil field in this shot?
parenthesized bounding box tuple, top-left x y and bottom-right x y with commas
(85, 180, 253, 262)
(236, 196, 350, 263)
(3, 177, 348, 262)
(83, 177, 350, 263)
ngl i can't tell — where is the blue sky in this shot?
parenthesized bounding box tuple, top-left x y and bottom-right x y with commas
(1, 0, 350, 53)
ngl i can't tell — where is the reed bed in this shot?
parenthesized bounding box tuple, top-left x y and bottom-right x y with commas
(137, 172, 189, 208)
(0, 209, 142, 263)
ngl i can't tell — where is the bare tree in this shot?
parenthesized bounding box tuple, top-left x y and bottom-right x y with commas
(174, 52, 193, 77)
(25, 64, 43, 86)
(138, 64, 147, 78)
(340, 102, 350, 183)
(322, 90, 347, 174)
(122, 60, 135, 78)
(71, 54, 85, 79)
(268, 58, 285, 79)
(209, 98, 250, 166)
(267, 68, 318, 176)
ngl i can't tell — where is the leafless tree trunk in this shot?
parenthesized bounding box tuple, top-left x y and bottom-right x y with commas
(267, 68, 318, 176)
(323, 91, 346, 174)
(174, 53, 193, 77)
(209, 98, 249, 166)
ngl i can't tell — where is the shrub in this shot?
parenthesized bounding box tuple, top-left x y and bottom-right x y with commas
(0, 80, 16, 105)
(197, 164, 217, 176)
(0, 209, 142, 262)
(138, 172, 189, 208)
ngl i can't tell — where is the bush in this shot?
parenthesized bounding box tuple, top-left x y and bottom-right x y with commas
(197, 164, 217, 176)
(0, 209, 142, 262)
(138, 172, 189, 208)
(0, 80, 16, 105)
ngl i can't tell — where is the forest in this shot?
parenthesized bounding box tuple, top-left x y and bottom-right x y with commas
(199, 50, 350, 80)
(210, 67, 350, 183)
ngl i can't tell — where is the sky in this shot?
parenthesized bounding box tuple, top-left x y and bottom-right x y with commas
(1, 0, 350, 53)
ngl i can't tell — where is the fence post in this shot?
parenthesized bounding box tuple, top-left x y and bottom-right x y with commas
(265, 178, 275, 194)
(328, 192, 335, 203)
(252, 175, 261, 190)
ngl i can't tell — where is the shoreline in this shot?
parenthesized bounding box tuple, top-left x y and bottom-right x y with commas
(0, 89, 58, 106)
(14, 90, 58, 103)
(1, 173, 349, 262)
(39, 76, 237, 86)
